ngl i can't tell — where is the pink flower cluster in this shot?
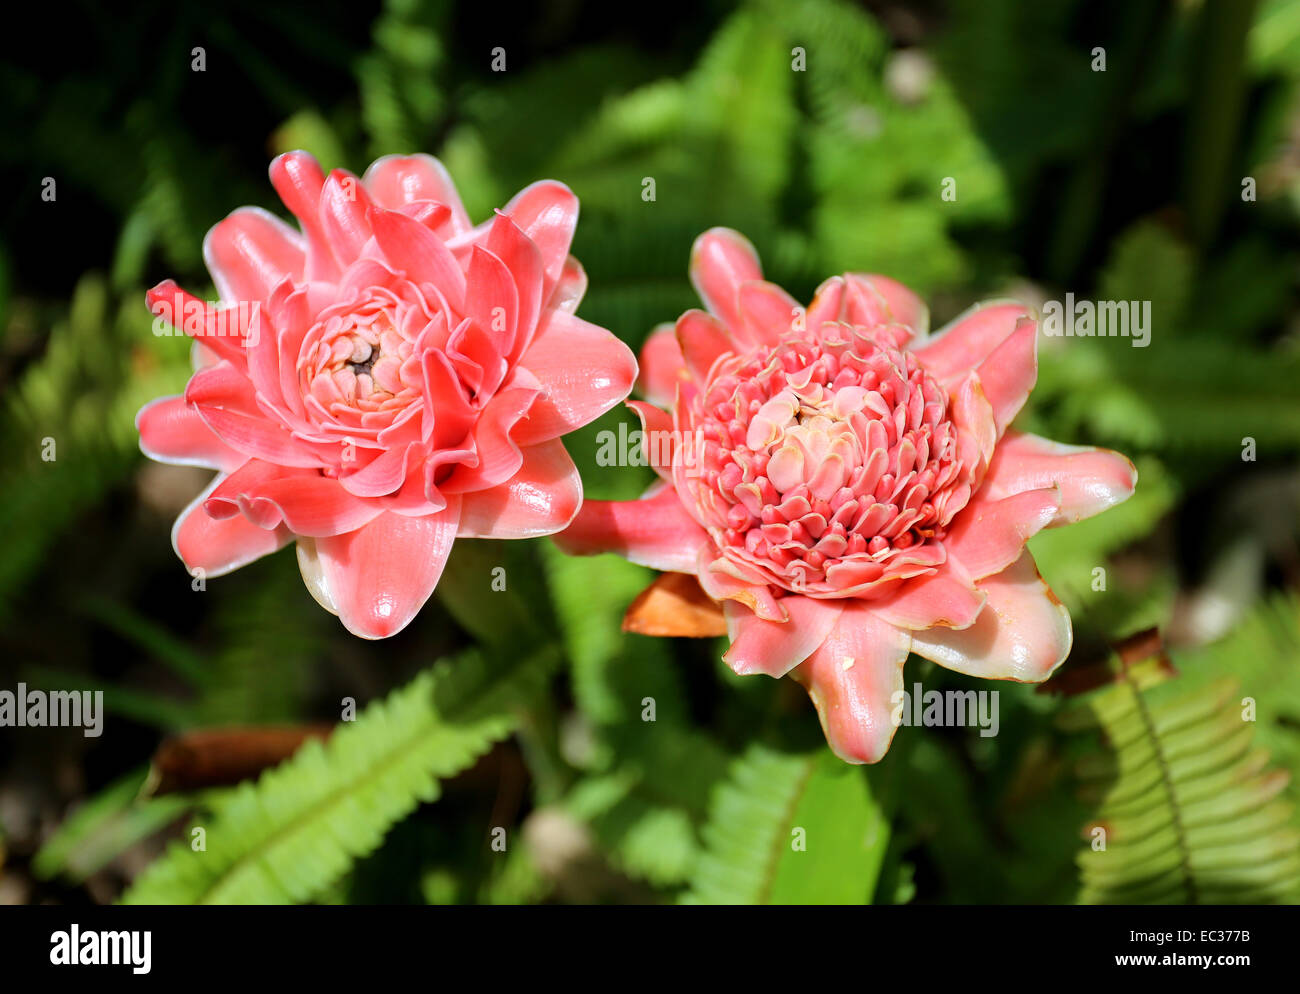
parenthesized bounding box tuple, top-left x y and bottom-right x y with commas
(139, 158, 1135, 761)
(559, 228, 1136, 762)
(139, 152, 634, 638)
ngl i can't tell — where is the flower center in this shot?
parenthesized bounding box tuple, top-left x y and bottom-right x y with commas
(300, 286, 425, 422)
(680, 325, 971, 598)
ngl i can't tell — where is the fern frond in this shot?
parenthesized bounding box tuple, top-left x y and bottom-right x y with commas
(1065, 652, 1300, 904)
(683, 746, 889, 905)
(33, 768, 189, 885)
(1174, 592, 1300, 774)
(121, 647, 557, 904)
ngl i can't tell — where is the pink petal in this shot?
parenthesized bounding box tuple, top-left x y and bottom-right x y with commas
(913, 301, 1032, 385)
(498, 180, 579, 291)
(458, 438, 582, 538)
(737, 280, 801, 348)
(975, 316, 1038, 436)
(806, 276, 845, 330)
(627, 400, 674, 480)
(245, 308, 290, 417)
(637, 323, 687, 408)
(445, 315, 508, 399)
(361, 153, 471, 235)
(172, 473, 292, 578)
(337, 441, 424, 498)
(980, 431, 1138, 526)
(909, 550, 1072, 682)
(314, 505, 460, 639)
(944, 486, 1060, 580)
(675, 309, 733, 382)
(790, 604, 911, 764)
(465, 244, 519, 357)
(204, 459, 381, 537)
(722, 596, 844, 677)
(367, 206, 466, 312)
(696, 549, 785, 621)
(186, 362, 323, 468)
(554, 485, 709, 572)
(440, 384, 540, 494)
(845, 274, 928, 335)
(952, 372, 996, 476)
(268, 150, 338, 281)
(147, 281, 251, 368)
(136, 395, 244, 471)
(296, 537, 338, 615)
(202, 207, 304, 307)
(550, 256, 587, 314)
(514, 310, 637, 445)
(484, 213, 545, 362)
(689, 227, 763, 337)
(318, 168, 375, 267)
(872, 564, 987, 630)
(423, 349, 476, 450)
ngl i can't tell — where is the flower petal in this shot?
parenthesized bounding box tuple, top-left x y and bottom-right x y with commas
(172, 473, 292, 578)
(637, 323, 687, 408)
(696, 548, 785, 621)
(675, 309, 733, 382)
(554, 485, 709, 572)
(845, 274, 929, 336)
(269, 150, 337, 281)
(806, 276, 846, 330)
(980, 431, 1138, 526)
(204, 459, 382, 537)
(186, 361, 324, 468)
(441, 384, 540, 494)
(872, 564, 987, 630)
(318, 168, 375, 267)
(737, 280, 802, 348)
(465, 243, 519, 358)
(458, 438, 582, 538)
(202, 207, 304, 307)
(147, 280, 251, 368)
(790, 604, 911, 764)
(136, 395, 245, 471)
(722, 596, 844, 677)
(498, 179, 578, 291)
(975, 316, 1038, 436)
(944, 486, 1060, 580)
(484, 212, 545, 362)
(361, 153, 472, 236)
(314, 504, 460, 639)
(551, 256, 587, 314)
(514, 310, 638, 445)
(913, 301, 1032, 385)
(367, 205, 466, 312)
(909, 550, 1072, 682)
(689, 227, 763, 337)
(627, 400, 675, 480)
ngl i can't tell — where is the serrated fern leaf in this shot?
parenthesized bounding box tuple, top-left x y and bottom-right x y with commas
(1066, 654, 1300, 904)
(684, 746, 889, 904)
(683, 745, 812, 904)
(121, 647, 556, 904)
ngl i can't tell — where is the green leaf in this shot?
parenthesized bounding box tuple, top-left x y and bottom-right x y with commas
(121, 647, 557, 904)
(33, 769, 189, 884)
(1064, 649, 1300, 904)
(684, 746, 889, 904)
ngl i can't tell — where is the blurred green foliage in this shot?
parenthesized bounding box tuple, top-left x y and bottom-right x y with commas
(3, 0, 1300, 905)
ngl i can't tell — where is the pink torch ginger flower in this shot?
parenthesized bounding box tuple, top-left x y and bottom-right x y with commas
(558, 228, 1136, 763)
(138, 151, 635, 638)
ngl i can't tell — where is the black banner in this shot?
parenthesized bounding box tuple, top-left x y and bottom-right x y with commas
(1, 905, 1292, 982)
